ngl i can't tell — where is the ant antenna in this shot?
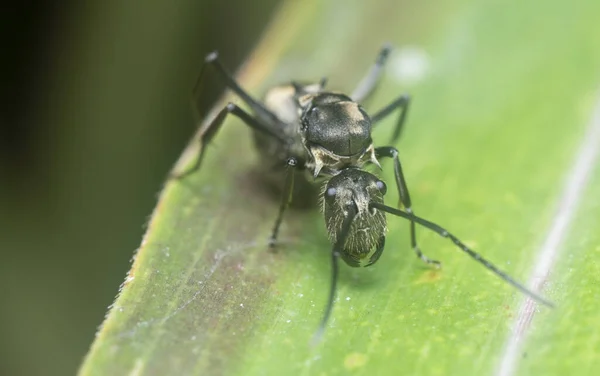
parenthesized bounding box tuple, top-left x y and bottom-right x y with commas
(370, 202, 555, 308)
(311, 205, 358, 346)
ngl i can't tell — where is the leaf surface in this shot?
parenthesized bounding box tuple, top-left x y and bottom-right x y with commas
(80, 0, 600, 375)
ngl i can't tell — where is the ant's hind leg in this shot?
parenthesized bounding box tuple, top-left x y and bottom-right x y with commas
(375, 146, 441, 267)
(351, 44, 392, 103)
(172, 103, 282, 179)
(194, 51, 282, 129)
(175, 52, 287, 180)
(371, 94, 411, 145)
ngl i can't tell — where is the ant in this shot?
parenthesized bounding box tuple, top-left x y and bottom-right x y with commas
(174, 45, 553, 341)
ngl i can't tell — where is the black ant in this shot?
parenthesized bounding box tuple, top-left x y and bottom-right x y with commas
(174, 45, 553, 341)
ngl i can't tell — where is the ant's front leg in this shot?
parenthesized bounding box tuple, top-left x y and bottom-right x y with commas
(375, 146, 441, 267)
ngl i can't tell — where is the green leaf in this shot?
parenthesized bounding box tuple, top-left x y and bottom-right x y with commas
(80, 0, 600, 375)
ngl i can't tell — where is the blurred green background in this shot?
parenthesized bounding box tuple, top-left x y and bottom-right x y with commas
(0, 1, 280, 374)
(4, 1, 600, 375)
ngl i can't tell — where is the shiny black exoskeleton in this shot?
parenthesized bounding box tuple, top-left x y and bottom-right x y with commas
(174, 45, 553, 341)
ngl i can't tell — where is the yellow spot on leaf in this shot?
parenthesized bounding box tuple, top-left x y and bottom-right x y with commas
(344, 352, 368, 370)
(413, 270, 442, 284)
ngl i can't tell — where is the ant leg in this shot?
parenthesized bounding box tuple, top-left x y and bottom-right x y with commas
(268, 158, 298, 247)
(351, 44, 392, 103)
(194, 51, 282, 131)
(369, 202, 555, 308)
(172, 103, 282, 179)
(375, 146, 441, 267)
(371, 94, 411, 145)
(312, 204, 358, 345)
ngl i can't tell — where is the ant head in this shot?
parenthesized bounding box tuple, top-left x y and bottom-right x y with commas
(323, 168, 388, 267)
(300, 93, 373, 157)
(323, 168, 387, 217)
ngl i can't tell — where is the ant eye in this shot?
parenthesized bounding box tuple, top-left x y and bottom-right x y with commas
(376, 180, 387, 194)
(326, 187, 337, 197)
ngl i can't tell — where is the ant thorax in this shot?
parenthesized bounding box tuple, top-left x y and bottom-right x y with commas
(298, 91, 379, 177)
(261, 82, 381, 180)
